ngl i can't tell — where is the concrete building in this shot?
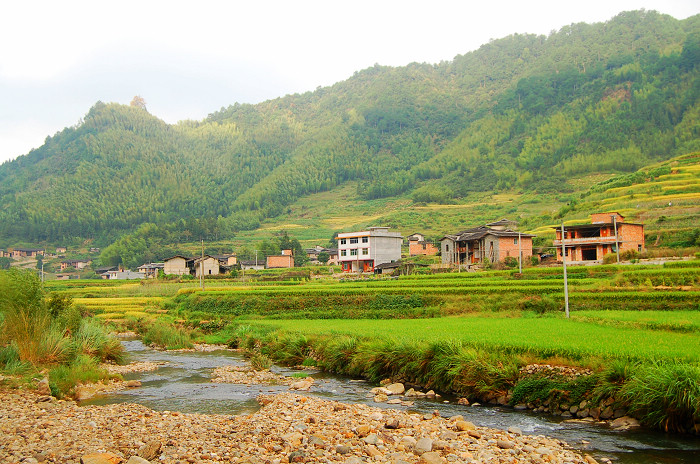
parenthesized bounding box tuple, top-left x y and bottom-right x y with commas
(60, 259, 92, 271)
(163, 255, 193, 276)
(105, 270, 145, 280)
(337, 227, 402, 273)
(194, 256, 221, 277)
(137, 262, 164, 278)
(552, 212, 645, 262)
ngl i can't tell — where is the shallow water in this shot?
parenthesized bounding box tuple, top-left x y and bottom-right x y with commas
(83, 341, 700, 463)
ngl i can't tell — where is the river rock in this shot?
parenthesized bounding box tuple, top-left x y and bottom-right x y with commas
(37, 377, 50, 395)
(80, 453, 123, 464)
(457, 397, 469, 405)
(1, 389, 591, 464)
(363, 433, 379, 445)
(497, 439, 514, 449)
(455, 420, 475, 431)
(600, 406, 614, 419)
(419, 451, 445, 464)
(125, 380, 141, 388)
(385, 418, 401, 429)
(288, 450, 305, 462)
(356, 424, 371, 436)
(289, 378, 314, 391)
(536, 447, 553, 455)
(385, 383, 405, 395)
(137, 441, 161, 460)
(610, 416, 640, 429)
(415, 437, 433, 454)
(374, 393, 388, 402)
(507, 426, 522, 435)
(126, 457, 150, 464)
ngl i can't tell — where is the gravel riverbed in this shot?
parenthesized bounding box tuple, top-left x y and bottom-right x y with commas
(1, 389, 594, 464)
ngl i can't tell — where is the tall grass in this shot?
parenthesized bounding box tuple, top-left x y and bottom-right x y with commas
(620, 362, 700, 433)
(0, 269, 54, 364)
(142, 320, 193, 349)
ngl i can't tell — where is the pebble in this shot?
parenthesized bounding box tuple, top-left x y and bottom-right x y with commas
(0, 389, 589, 464)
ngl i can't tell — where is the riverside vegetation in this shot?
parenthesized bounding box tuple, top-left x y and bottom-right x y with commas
(3, 260, 698, 436)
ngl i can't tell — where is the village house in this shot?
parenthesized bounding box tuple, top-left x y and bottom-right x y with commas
(163, 255, 194, 276)
(266, 249, 294, 269)
(440, 219, 534, 266)
(305, 246, 338, 265)
(553, 212, 645, 262)
(239, 260, 265, 271)
(56, 246, 67, 254)
(137, 262, 164, 278)
(105, 270, 145, 280)
(60, 259, 92, 271)
(0, 249, 9, 258)
(337, 227, 403, 273)
(214, 254, 237, 267)
(408, 234, 439, 257)
(194, 255, 222, 277)
(11, 248, 44, 259)
(95, 265, 119, 279)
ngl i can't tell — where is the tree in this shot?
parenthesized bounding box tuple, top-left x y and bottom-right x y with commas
(0, 257, 11, 270)
(130, 95, 147, 111)
(318, 251, 330, 265)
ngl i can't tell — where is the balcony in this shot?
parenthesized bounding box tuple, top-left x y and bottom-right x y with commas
(553, 236, 617, 246)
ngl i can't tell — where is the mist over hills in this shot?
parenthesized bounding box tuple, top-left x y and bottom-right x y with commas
(0, 10, 698, 259)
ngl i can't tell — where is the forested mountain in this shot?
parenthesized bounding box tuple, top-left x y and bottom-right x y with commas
(0, 10, 698, 259)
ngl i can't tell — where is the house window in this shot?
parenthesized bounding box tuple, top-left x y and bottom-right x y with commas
(638, 245, 642, 252)
(340, 239, 346, 245)
(445, 244, 449, 252)
(362, 248, 369, 255)
(362, 237, 368, 243)
(350, 249, 357, 256)
(350, 238, 358, 244)
(341, 250, 347, 257)
(514, 238, 518, 244)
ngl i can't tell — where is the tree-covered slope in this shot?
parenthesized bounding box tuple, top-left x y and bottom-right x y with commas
(0, 10, 698, 250)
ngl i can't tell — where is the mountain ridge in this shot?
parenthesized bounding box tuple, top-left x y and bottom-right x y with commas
(0, 10, 698, 262)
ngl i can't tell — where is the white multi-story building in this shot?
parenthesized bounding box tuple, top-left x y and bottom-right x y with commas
(337, 227, 403, 273)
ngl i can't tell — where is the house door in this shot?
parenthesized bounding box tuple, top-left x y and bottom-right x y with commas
(581, 247, 598, 261)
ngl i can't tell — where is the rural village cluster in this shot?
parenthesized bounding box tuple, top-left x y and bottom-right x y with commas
(2, 212, 645, 280)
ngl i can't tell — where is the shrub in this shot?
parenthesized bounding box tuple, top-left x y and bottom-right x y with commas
(49, 354, 109, 398)
(72, 319, 126, 364)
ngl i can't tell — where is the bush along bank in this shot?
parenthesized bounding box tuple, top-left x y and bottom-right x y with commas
(223, 324, 700, 435)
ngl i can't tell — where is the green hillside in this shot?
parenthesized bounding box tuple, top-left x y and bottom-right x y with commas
(0, 10, 698, 265)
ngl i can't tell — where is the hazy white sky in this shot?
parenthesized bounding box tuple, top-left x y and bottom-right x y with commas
(1, 1, 698, 164)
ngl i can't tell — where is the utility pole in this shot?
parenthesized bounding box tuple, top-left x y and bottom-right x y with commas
(612, 215, 620, 263)
(255, 250, 258, 268)
(518, 231, 522, 274)
(200, 239, 204, 290)
(561, 223, 570, 318)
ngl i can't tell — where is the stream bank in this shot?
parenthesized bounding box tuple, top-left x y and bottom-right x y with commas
(79, 340, 699, 464)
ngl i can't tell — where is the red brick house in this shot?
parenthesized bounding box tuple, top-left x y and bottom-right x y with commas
(408, 236, 439, 256)
(266, 249, 294, 269)
(552, 212, 645, 262)
(440, 220, 534, 266)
